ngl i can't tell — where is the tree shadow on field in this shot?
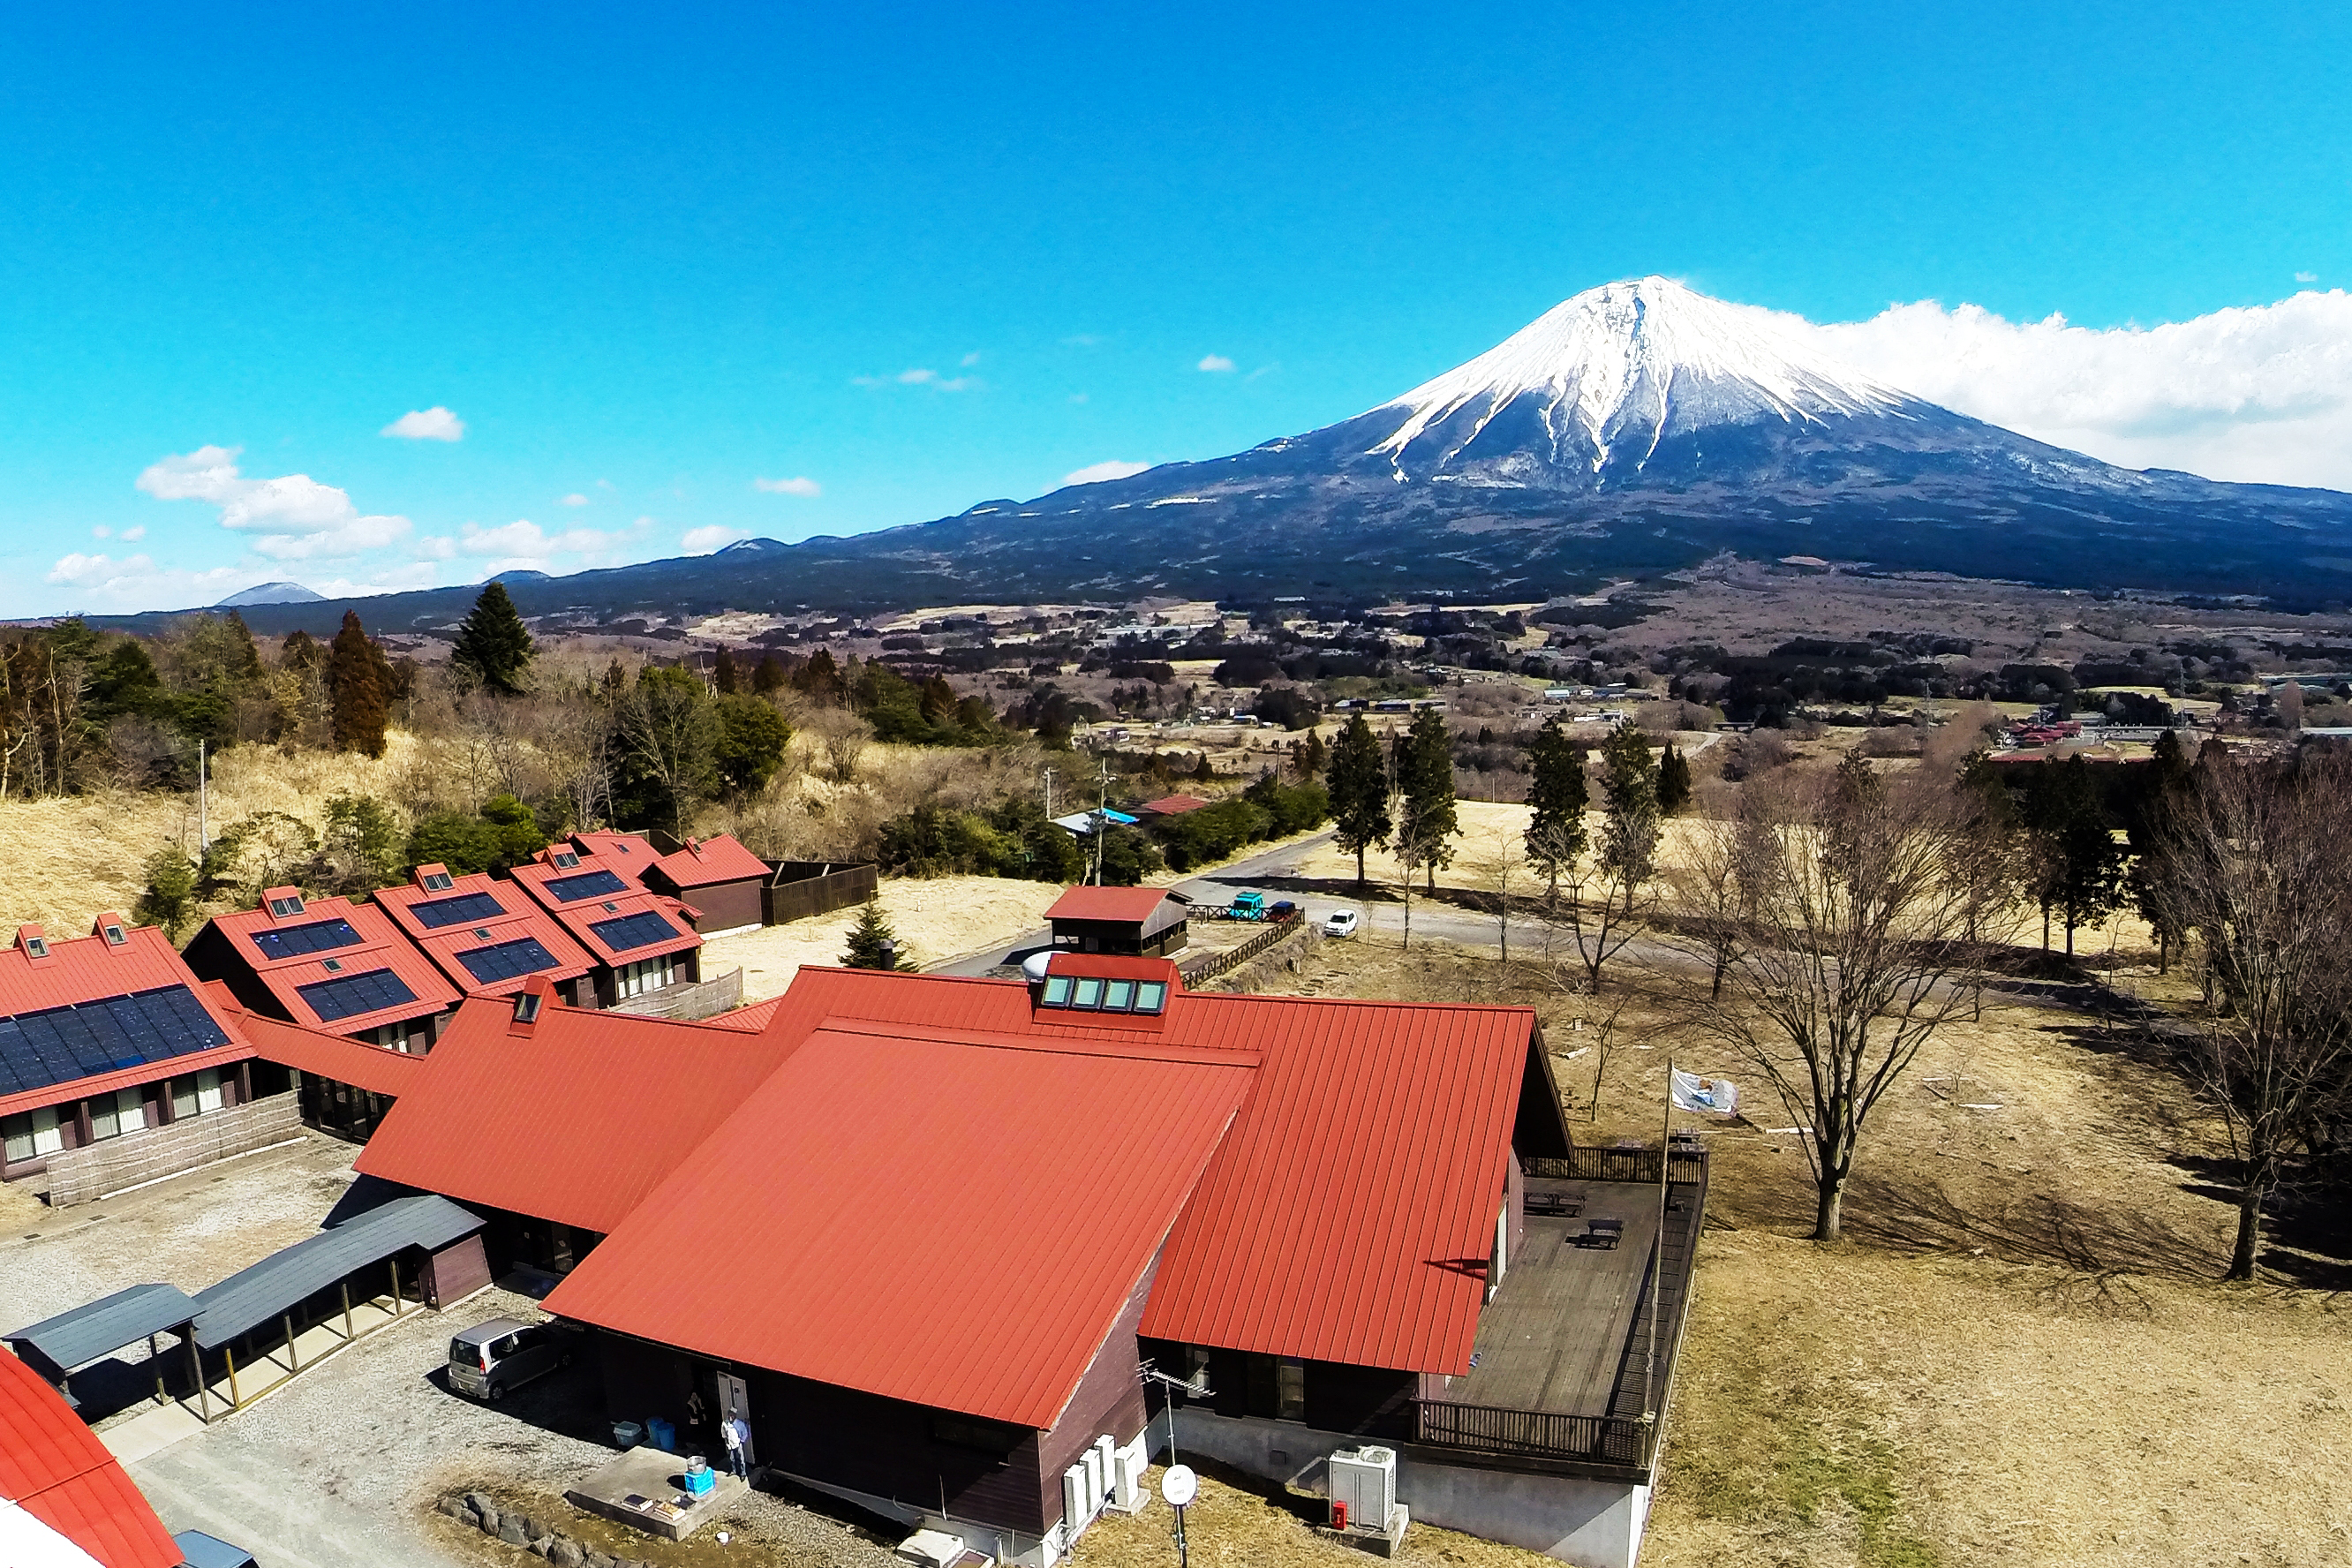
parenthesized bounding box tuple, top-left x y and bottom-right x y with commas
(1841, 1172, 2228, 1285)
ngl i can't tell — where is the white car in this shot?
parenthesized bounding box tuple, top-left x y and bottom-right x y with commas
(1322, 908, 1361, 939)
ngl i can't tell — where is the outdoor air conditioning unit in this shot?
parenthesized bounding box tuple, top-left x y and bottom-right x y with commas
(1328, 1445, 1397, 1530)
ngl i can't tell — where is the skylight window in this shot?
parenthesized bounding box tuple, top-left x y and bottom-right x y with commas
(419, 869, 456, 893)
(1036, 972, 1169, 1016)
(550, 849, 581, 870)
(102, 923, 127, 946)
(22, 936, 49, 959)
(267, 893, 305, 917)
(513, 990, 543, 1024)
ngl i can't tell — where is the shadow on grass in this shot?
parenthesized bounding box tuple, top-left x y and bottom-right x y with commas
(1839, 1171, 2228, 1284)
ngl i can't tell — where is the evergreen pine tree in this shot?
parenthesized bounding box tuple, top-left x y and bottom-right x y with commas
(713, 647, 739, 694)
(133, 848, 199, 942)
(451, 582, 537, 696)
(841, 895, 912, 969)
(1597, 723, 1662, 906)
(1398, 707, 1459, 892)
(1524, 720, 1588, 901)
(1328, 714, 1392, 891)
(753, 653, 788, 696)
(224, 609, 266, 682)
(328, 611, 388, 757)
(1656, 742, 1692, 815)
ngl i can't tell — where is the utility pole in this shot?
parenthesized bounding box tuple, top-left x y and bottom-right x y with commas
(197, 740, 208, 856)
(1092, 757, 1110, 885)
(1043, 766, 1056, 821)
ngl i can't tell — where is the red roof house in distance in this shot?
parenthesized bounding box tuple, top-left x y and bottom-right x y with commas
(637, 834, 771, 936)
(1043, 885, 1189, 957)
(373, 864, 596, 1007)
(0, 1346, 181, 1568)
(182, 889, 460, 1052)
(508, 842, 704, 1008)
(2, 918, 259, 1187)
(1135, 794, 1211, 818)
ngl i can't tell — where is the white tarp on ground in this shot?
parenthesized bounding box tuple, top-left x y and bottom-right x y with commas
(0, 1500, 105, 1568)
(1670, 1069, 1738, 1116)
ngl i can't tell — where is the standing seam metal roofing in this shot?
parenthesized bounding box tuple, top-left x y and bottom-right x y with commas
(0, 924, 255, 1119)
(0, 1346, 181, 1568)
(543, 1020, 1257, 1430)
(353, 994, 805, 1235)
(508, 848, 702, 968)
(227, 1011, 427, 1098)
(4, 1285, 198, 1376)
(191, 897, 459, 1033)
(645, 833, 769, 890)
(750, 967, 1539, 1376)
(188, 1194, 481, 1350)
(373, 869, 596, 999)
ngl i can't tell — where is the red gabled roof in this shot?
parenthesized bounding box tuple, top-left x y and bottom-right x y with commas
(354, 994, 801, 1235)
(192, 893, 459, 1033)
(509, 847, 702, 969)
(751, 968, 1541, 1376)
(647, 833, 769, 890)
(373, 867, 595, 999)
(0, 1346, 180, 1568)
(228, 1009, 427, 1098)
(704, 995, 785, 1033)
(1044, 886, 1178, 924)
(1138, 795, 1212, 816)
(0, 923, 255, 1121)
(568, 832, 656, 877)
(546, 1020, 1256, 1429)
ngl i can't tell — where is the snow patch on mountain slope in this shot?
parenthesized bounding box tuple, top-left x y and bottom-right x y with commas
(1363, 276, 1919, 476)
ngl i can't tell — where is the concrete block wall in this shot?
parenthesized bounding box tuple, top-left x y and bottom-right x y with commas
(44, 1090, 303, 1208)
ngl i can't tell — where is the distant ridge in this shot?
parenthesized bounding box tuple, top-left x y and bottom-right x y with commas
(215, 581, 324, 607)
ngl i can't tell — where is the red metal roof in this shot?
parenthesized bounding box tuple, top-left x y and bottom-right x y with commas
(372, 867, 595, 999)
(509, 846, 703, 969)
(0, 1346, 180, 1568)
(567, 831, 656, 875)
(1044, 886, 1178, 924)
(228, 1009, 427, 1098)
(645, 833, 769, 890)
(752, 968, 1543, 1375)
(0, 923, 256, 1120)
(703, 995, 785, 1033)
(191, 894, 460, 1034)
(354, 994, 802, 1235)
(546, 1020, 1257, 1429)
(1137, 795, 1212, 816)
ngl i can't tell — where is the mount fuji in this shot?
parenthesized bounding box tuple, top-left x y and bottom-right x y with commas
(141, 278, 2352, 634)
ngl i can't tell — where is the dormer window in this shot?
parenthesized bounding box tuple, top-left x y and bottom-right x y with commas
(513, 990, 543, 1024)
(102, 923, 127, 946)
(1036, 969, 1170, 1015)
(550, 849, 581, 870)
(22, 935, 49, 959)
(268, 893, 305, 918)
(419, 869, 455, 893)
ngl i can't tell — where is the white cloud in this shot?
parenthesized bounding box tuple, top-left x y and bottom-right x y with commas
(856, 367, 976, 391)
(305, 563, 442, 597)
(682, 524, 747, 554)
(137, 445, 412, 560)
(1069, 392, 1089, 404)
(562, 493, 590, 507)
(91, 524, 110, 538)
(1064, 459, 1151, 486)
(1802, 288, 2352, 492)
(2297, 271, 2319, 283)
(754, 475, 821, 496)
(960, 351, 982, 367)
(44, 552, 260, 610)
(1196, 354, 1236, 373)
(415, 535, 458, 561)
(381, 406, 465, 441)
(413, 516, 657, 579)
(122, 525, 144, 541)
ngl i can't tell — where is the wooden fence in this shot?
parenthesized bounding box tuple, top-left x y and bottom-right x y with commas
(763, 862, 878, 925)
(1521, 1145, 1708, 1187)
(610, 966, 744, 1021)
(1178, 912, 1304, 985)
(45, 1091, 303, 1208)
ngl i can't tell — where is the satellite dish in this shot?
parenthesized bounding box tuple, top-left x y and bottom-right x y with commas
(1021, 950, 1054, 982)
(1161, 1464, 1197, 1508)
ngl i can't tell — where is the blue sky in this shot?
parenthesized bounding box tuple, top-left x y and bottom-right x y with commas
(9, 1, 2350, 614)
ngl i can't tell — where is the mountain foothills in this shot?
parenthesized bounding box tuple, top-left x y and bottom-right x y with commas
(136, 278, 2352, 633)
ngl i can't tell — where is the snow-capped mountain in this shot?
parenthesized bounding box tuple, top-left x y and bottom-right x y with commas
(138, 280, 2352, 634)
(1359, 276, 1917, 482)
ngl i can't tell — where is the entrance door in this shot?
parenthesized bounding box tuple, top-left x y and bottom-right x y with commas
(718, 1371, 757, 1466)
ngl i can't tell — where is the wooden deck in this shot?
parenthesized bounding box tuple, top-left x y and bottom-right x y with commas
(1444, 1178, 1663, 1418)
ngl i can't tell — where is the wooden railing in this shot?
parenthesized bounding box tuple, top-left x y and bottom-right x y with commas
(1178, 912, 1304, 985)
(1520, 1145, 1707, 1187)
(1413, 1399, 1649, 1466)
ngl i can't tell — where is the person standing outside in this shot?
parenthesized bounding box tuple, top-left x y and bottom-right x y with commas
(721, 1413, 750, 1480)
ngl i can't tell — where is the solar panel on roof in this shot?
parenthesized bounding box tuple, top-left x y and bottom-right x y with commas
(455, 937, 559, 985)
(409, 891, 507, 929)
(295, 969, 418, 1023)
(588, 911, 678, 953)
(544, 869, 626, 902)
(251, 918, 362, 961)
(0, 986, 231, 1097)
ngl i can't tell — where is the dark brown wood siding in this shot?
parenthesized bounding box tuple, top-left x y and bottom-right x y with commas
(1034, 1250, 1158, 1527)
(764, 863, 878, 925)
(665, 878, 763, 933)
(421, 1233, 492, 1308)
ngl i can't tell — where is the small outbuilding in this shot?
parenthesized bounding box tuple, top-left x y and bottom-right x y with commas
(1044, 886, 1188, 957)
(641, 834, 772, 937)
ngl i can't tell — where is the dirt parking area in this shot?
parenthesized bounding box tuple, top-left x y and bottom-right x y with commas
(704, 876, 1067, 999)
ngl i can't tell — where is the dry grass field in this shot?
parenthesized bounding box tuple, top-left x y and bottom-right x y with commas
(1265, 932, 2352, 1568)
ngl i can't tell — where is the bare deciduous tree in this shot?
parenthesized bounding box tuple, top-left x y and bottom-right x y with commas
(2162, 749, 2352, 1280)
(1684, 757, 2001, 1241)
